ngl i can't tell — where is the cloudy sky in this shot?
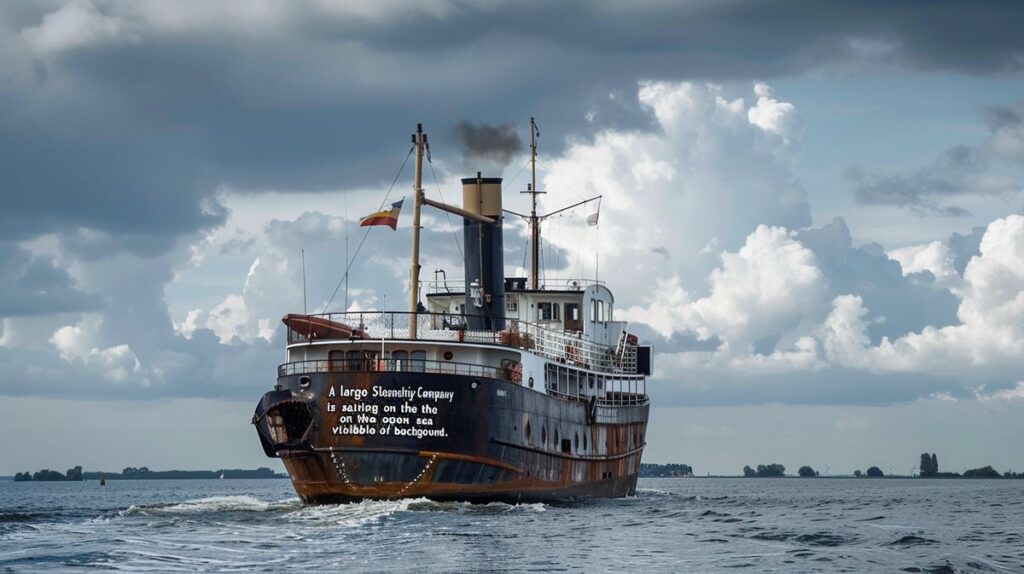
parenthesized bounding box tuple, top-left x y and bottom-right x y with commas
(2, 0, 1024, 476)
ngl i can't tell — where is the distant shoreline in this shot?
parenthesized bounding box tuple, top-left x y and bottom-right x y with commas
(8, 467, 287, 482)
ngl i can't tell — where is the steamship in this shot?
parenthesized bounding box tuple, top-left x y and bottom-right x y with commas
(253, 120, 652, 503)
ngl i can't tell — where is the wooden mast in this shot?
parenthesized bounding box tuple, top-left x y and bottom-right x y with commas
(408, 124, 426, 339)
(527, 117, 542, 290)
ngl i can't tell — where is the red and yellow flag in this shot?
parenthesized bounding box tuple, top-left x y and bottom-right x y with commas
(359, 199, 404, 230)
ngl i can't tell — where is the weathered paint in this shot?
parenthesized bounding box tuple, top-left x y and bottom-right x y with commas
(254, 369, 649, 504)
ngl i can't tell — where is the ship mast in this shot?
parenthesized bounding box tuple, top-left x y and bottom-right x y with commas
(407, 123, 494, 339)
(408, 124, 426, 339)
(526, 118, 544, 290)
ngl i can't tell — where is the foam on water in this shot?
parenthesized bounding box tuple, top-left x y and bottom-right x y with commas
(120, 495, 302, 517)
(2, 478, 1022, 572)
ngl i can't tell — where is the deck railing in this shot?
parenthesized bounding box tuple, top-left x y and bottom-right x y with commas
(278, 358, 517, 382)
(286, 311, 640, 375)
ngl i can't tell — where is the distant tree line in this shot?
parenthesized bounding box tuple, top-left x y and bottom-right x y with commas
(918, 453, 1017, 478)
(639, 463, 693, 477)
(742, 464, 785, 477)
(14, 466, 284, 481)
(13, 466, 82, 482)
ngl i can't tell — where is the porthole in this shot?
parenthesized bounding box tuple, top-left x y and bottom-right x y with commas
(299, 376, 311, 389)
(443, 351, 454, 361)
(528, 376, 534, 388)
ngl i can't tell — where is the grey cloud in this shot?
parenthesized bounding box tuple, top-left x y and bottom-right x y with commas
(0, 243, 101, 317)
(795, 217, 959, 342)
(982, 100, 1024, 161)
(2, 0, 1022, 254)
(848, 145, 1018, 217)
(948, 225, 985, 275)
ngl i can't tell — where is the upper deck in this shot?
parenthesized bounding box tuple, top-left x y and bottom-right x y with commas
(285, 310, 646, 376)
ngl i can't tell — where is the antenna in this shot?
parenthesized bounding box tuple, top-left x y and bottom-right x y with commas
(300, 242, 308, 315)
(523, 117, 545, 290)
(344, 192, 349, 312)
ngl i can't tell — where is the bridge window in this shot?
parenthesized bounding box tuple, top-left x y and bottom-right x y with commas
(537, 302, 560, 321)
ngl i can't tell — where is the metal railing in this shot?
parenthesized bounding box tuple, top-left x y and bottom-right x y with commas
(286, 311, 640, 375)
(278, 358, 518, 382)
(425, 277, 605, 295)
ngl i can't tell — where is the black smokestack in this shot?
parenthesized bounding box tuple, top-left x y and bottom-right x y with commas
(453, 121, 522, 171)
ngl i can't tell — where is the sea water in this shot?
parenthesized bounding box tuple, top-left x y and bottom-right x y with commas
(1, 477, 1022, 572)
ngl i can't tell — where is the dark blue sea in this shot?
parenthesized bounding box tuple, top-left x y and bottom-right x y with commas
(1, 477, 1022, 572)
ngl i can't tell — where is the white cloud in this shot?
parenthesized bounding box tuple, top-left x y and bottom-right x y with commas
(748, 82, 803, 144)
(887, 240, 963, 294)
(541, 81, 810, 315)
(822, 214, 1024, 373)
(976, 381, 1024, 401)
(22, 0, 135, 54)
(622, 224, 825, 351)
(49, 316, 144, 384)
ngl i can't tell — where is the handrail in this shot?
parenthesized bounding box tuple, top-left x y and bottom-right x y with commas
(284, 310, 640, 375)
(278, 358, 518, 383)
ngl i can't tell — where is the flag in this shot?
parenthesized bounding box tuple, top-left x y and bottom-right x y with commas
(359, 199, 404, 230)
(586, 212, 599, 226)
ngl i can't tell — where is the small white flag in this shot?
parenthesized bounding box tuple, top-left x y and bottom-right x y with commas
(586, 212, 599, 226)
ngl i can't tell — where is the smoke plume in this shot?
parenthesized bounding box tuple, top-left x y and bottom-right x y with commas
(453, 121, 522, 171)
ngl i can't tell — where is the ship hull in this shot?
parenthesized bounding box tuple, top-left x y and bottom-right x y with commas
(254, 370, 648, 504)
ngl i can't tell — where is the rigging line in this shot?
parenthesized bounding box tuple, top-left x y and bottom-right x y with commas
(504, 156, 532, 189)
(521, 237, 529, 274)
(321, 145, 415, 314)
(573, 211, 587, 280)
(427, 158, 464, 263)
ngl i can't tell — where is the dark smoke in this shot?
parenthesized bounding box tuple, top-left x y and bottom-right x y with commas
(452, 121, 522, 170)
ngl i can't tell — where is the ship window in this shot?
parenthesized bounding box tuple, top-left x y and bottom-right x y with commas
(555, 429, 560, 446)
(411, 350, 426, 372)
(537, 302, 560, 321)
(506, 297, 518, 313)
(567, 303, 580, 322)
(561, 438, 571, 454)
(574, 432, 579, 451)
(346, 350, 362, 371)
(443, 351, 454, 361)
(588, 374, 595, 389)
(541, 425, 547, 445)
(583, 434, 587, 451)
(329, 350, 345, 372)
(525, 420, 531, 443)
(392, 350, 408, 371)
(598, 300, 605, 322)
(591, 299, 597, 322)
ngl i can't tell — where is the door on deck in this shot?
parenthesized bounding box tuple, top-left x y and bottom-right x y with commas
(565, 303, 582, 332)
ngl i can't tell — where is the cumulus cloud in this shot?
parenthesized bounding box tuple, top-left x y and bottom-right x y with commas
(0, 243, 101, 317)
(541, 81, 811, 307)
(49, 317, 144, 384)
(21, 0, 135, 54)
(887, 240, 964, 294)
(821, 214, 1024, 372)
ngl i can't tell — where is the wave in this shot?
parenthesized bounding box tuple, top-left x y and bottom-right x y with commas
(119, 495, 301, 517)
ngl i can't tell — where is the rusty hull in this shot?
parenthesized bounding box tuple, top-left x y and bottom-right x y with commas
(254, 369, 649, 504)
